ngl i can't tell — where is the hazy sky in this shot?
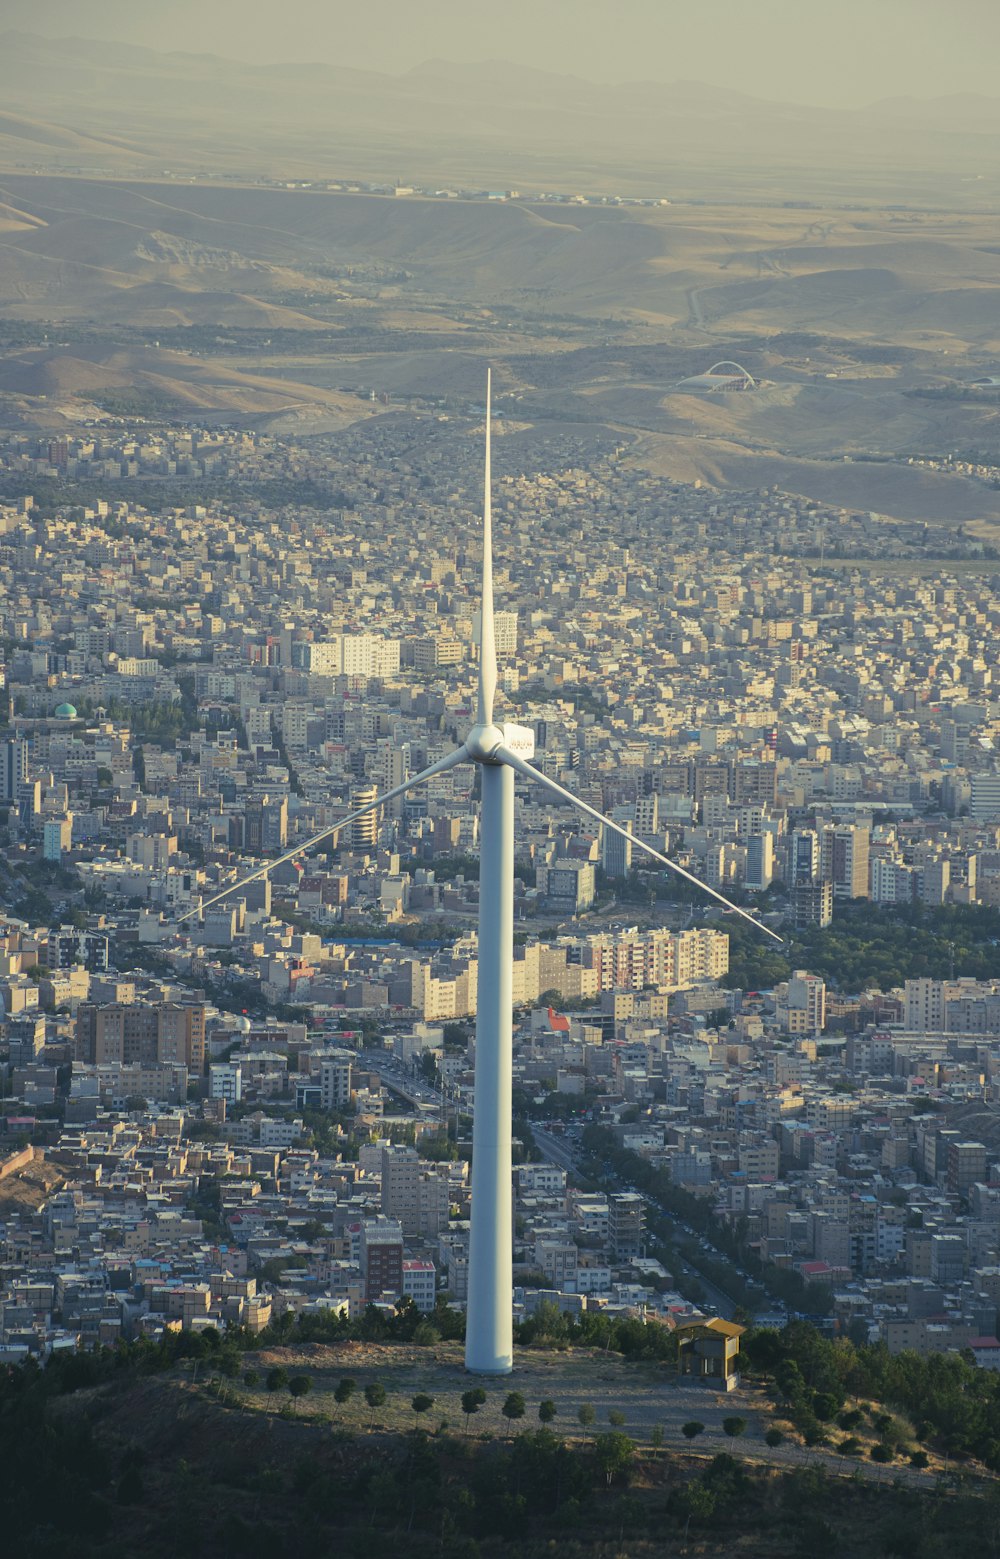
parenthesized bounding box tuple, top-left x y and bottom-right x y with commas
(6, 0, 1000, 107)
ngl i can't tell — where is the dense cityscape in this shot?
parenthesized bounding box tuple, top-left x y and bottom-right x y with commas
(6, 9, 1000, 1553)
(4, 405, 1000, 1374)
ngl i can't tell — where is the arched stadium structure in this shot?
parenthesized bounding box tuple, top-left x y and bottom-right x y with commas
(676, 360, 758, 393)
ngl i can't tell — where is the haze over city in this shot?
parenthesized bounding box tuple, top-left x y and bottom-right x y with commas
(5, 0, 1000, 105)
(2, 7, 1000, 1558)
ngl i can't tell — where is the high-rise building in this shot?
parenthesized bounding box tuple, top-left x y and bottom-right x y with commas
(381, 1146, 421, 1237)
(43, 816, 72, 863)
(822, 824, 870, 900)
(473, 609, 517, 657)
(245, 794, 287, 853)
(971, 775, 1000, 823)
(633, 793, 659, 837)
(294, 634, 401, 679)
(319, 1051, 353, 1111)
(350, 785, 379, 851)
(608, 1192, 645, 1259)
(788, 828, 819, 886)
(75, 1002, 206, 1073)
(793, 880, 833, 928)
(785, 970, 826, 1035)
(1, 739, 28, 803)
(361, 1216, 404, 1302)
(731, 758, 777, 807)
(601, 817, 632, 878)
(947, 1140, 988, 1198)
(209, 1061, 242, 1105)
(745, 833, 774, 890)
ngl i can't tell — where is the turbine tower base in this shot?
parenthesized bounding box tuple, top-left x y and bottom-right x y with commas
(464, 759, 514, 1375)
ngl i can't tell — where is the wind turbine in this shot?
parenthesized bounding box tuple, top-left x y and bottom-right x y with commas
(178, 369, 782, 1375)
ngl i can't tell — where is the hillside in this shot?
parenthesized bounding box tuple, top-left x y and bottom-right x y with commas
(2, 174, 999, 517)
(4, 1328, 1000, 1559)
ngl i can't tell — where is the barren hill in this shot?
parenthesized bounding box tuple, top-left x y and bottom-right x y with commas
(1, 172, 999, 518)
(0, 31, 998, 208)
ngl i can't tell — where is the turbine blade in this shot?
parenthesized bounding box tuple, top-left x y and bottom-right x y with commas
(477, 367, 498, 727)
(176, 745, 469, 924)
(493, 745, 784, 945)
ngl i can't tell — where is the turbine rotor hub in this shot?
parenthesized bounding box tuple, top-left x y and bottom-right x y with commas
(465, 723, 504, 763)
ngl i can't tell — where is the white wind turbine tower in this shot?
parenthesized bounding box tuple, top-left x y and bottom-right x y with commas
(179, 369, 783, 1375)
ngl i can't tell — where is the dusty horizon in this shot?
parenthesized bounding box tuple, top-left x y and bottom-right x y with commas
(4, 0, 1000, 109)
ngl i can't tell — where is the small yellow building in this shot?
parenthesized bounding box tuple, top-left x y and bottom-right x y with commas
(676, 1318, 745, 1390)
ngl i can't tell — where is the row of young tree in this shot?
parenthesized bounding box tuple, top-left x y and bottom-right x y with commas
(580, 1124, 834, 1317)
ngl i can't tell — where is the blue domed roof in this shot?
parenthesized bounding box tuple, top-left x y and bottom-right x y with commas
(54, 702, 78, 719)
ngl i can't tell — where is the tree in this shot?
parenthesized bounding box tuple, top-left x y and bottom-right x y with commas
(538, 1399, 558, 1426)
(608, 1408, 626, 1429)
(265, 1366, 288, 1404)
(678, 1479, 716, 1540)
(765, 1427, 784, 1447)
(723, 1416, 747, 1439)
(682, 1420, 705, 1441)
(650, 1425, 665, 1454)
(334, 1377, 357, 1419)
(502, 1391, 526, 1438)
(364, 1381, 386, 1427)
(288, 1375, 312, 1412)
(411, 1392, 434, 1427)
(578, 1403, 596, 1440)
(461, 1386, 487, 1433)
(594, 1431, 635, 1488)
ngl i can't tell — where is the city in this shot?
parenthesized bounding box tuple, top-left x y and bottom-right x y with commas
(4, 6, 1000, 1556)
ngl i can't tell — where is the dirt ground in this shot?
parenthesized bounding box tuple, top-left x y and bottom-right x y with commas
(246, 1340, 936, 1488)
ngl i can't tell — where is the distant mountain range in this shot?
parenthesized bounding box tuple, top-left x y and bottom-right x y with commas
(0, 30, 997, 203)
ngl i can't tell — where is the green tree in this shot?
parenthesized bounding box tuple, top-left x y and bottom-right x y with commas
(765, 1427, 784, 1447)
(723, 1416, 747, 1438)
(288, 1375, 312, 1412)
(461, 1387, 487, 1433)
(682, 1420, 705, 1441)
(538, 1399, 557, 1426)
(502, 1391, 526, 1438)
(411, 1392, 434, 1427)
(364, 1380, 386, 1426)
(650, 1424, 665, 1453)
(265, 1366, 288, 1404)
(594, 1431, 634, 1488)
(678, 1480, 716, 1541)
(608, 1408, 626, 1429)
(578, 1402, 596, 1439)
(334, 1377, 357, 1419)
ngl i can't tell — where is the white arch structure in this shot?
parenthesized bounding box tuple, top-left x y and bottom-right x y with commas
(678, 361, 758, 392)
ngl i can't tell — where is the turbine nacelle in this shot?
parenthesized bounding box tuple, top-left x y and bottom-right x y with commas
(466, 721, 535, 764)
